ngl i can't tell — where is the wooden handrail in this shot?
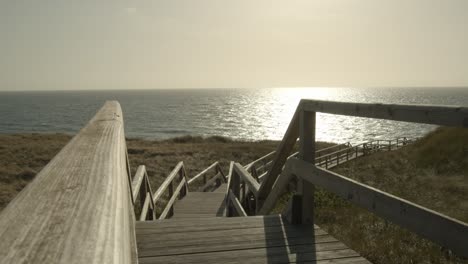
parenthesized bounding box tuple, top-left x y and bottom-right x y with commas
(0, 101, 137, 263)
(188, 161, 219, 185)
(153, 162, 184, 204)
(244, 151, 275, 170)
(152, 161, 189, 219)
(300, 99, 468, 127)
(132, 166, 147, 202)
(159, 177, 188, 219)
(287, 157, 468, 258)
(255, 99, 468, 258)
(132, 165, 156, 220)
(227, 190, 247, 217)
(233, 163, 260, 196)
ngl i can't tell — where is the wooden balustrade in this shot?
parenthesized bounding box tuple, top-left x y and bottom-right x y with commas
(226, 163, 260, 216)
(187, 161, 226, 191)
(131, 165, 156, 220)
(151, 162, 189, 220)
(0, 101, 138, 263)
(254, 99, 468, 258)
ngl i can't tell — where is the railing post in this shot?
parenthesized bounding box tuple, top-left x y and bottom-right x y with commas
(215, 166, 221, 188)
(139, 176, 147, 214)
(297, 110, 316, 224)
(228, 169, 241, 217)
(178, 169, 186, 199)
(168, 181, 174, 217)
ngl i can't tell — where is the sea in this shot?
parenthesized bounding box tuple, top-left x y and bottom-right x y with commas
(0, 87, 467, 144)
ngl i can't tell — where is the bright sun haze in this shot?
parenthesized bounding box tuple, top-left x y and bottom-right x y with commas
(0, 0, 467, 91)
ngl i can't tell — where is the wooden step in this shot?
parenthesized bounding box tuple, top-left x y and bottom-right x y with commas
(136, 215, 370, 264)
(172, 192, 226, 218)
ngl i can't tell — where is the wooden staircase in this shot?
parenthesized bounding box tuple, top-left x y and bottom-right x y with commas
(132, 138, 412, 263)
(136, 179, 370, 264)
(172, 190, 226, 219)
(136, 215, 369, 264)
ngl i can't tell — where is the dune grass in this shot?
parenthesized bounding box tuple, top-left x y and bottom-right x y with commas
(0, 133, 309, 211)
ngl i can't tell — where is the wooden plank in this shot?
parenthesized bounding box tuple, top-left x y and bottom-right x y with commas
(139, 240, 348, 258)
(138, 229, 334, 250)
(288, 157, 468, 258)
(131, 165, 146, 202)
(153, 161, 183, 204)
(0, 101, 137, 263)
(137, 219, 309, 236)
(159, 178, 187, 219)
(257, 107, 300, 204)
(139, 192, 151, 221)
(234, 163, 260, 196)
(136, 215, 288, 228)
(298, 110, 316, 224)
(228, 190, 247, 216)
(139, 247, 361, 264)
(188, 161, 218, 185)
(137, 226, 325, 243)
(300, 99, 468, 127)
(257, 162, 295, 214)
(238, 256, 369, 264)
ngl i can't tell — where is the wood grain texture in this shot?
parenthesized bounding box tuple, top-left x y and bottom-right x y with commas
(0, 101, 137, 263)
(172, 192, 226, 218)
(288, 157, 468, 258)
(131, 165, 146, 202)
(300, 99, 468, 127)
(136, 215, 369, 264)
(153, 161, 183, 204)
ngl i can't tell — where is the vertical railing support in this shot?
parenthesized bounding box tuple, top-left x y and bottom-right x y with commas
(297, 110, 316, 224)
(168, 181, 174, 217)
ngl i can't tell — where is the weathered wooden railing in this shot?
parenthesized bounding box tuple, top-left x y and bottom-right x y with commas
(130, 160, 225, 220)
(141, 162, 189, 220)
(245, 99, 468, 258)
(132, 165, 157, 220)
(315, 137, 411, 169)
(226, 162, 259, 216)
(0, 101, 138, 263)
(187, 161, 226, 191)
(244, 143, 352, 179)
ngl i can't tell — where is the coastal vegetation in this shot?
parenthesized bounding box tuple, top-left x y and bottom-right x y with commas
(0, 128, 467, 263)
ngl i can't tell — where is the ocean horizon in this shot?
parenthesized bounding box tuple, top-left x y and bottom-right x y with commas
(1, 87, 468, 144)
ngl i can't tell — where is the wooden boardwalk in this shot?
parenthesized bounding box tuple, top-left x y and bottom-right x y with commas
(133, 136, 415, 263)
(1, 100, 467, 263)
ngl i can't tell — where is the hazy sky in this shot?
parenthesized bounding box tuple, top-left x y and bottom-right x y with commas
(1, 0, 467, 91)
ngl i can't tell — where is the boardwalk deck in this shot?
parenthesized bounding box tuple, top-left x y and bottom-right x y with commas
(136, 215, 370, 264)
